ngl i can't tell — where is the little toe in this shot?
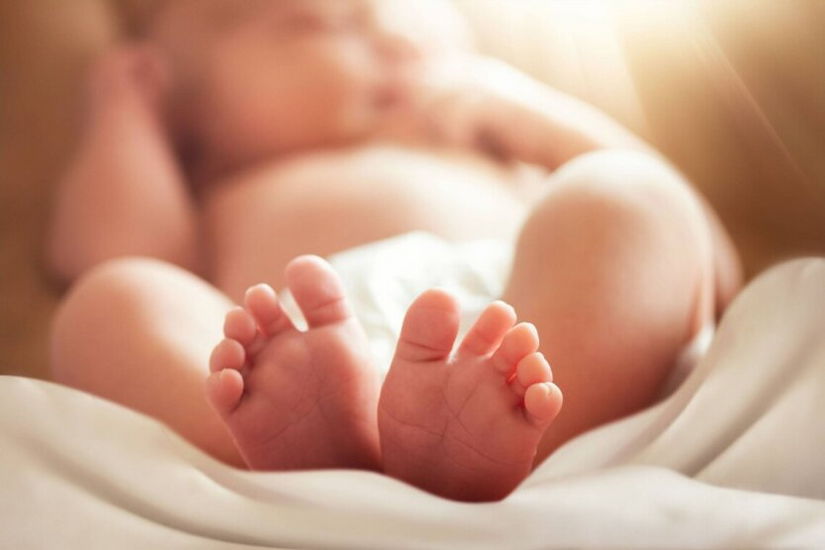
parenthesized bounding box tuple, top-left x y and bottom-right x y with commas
(457, 301, 517, 357)
(491, 323, 540, 377)
(523, 383, 563, 429)
(209, 338, 246, 373)
(205, 369, 245, 416)
(224, 307, 257, 346)
(285, 256, 353, 328)
(512, 353, 552, 398)
(244, 284, 293, 336)
(395, 289, 461, 362)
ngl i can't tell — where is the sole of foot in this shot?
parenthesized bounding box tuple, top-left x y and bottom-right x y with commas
(378, 289, 562, 501)
(205, 256, 381, 471)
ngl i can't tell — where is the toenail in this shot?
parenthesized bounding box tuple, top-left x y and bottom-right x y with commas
(493, 300, 515, 313)
(246, 284, 274, 298)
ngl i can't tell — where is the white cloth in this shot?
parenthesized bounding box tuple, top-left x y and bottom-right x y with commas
(281, 232, 515, 377)
(284, 232, 712, 394)
(2, 258, 825, 548)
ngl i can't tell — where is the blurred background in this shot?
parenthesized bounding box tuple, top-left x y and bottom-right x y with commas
(1, 0, 823, 380)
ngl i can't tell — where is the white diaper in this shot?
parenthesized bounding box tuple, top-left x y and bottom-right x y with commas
(280, 231, 514, 378)
(279, 231, 712, 385)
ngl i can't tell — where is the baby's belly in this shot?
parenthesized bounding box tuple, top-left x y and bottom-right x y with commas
(200, 144, 539, 295)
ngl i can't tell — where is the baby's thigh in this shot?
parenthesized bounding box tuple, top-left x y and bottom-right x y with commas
(52, 257, 233, 395)
(513, 149, 714, 323)
(51, 258, 242, 464)
(504, 150, 716, 457)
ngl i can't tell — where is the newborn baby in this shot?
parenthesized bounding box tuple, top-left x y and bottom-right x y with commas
(48, 0, 742, 501)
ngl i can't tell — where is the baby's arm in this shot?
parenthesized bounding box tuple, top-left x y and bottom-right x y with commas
(47, 46, 198, 284)
(417, 56, 648, 171)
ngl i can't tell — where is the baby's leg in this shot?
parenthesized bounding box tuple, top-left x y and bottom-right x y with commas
(50, 258, 242, 466)
(502, 150, 717, 464)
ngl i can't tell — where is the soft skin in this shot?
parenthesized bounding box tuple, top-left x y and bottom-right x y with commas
(48, 0, 742, 501)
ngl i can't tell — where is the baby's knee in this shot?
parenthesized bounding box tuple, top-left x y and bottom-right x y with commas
(60, 257, 176, 308)
(554, 150, 696, 209)
(528, 150, 707, 244)
(553, 149, 684, 190)
(51, 258, 184, 361)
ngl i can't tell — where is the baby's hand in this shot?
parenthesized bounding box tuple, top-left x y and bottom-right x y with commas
(412, 56, 551, 162)
(410, 55, 646, 170)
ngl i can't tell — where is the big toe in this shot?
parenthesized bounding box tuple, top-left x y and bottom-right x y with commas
(395, 289, 461, 362)
(285, 256, 353, 328)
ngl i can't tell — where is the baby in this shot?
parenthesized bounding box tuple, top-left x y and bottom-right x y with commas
(48, 0, 741, 501)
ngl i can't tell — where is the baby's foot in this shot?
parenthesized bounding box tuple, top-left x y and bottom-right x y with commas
(378, 290, 562, 501)
(205, 256, 381, 471)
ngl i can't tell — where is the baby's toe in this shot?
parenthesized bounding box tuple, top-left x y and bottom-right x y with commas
(210, 338, 246, 373)
(511, 352, 552, 398)
(523, 383, 563, 429)
(244, 284, 293, 336)
(285, 256, 354, 328)
(224, 307, 257, 346)
(395, 289, 461, 362)
(491, 323, 539, 378)
(457, 301, 516, 357)
(205, 369, 245, 416)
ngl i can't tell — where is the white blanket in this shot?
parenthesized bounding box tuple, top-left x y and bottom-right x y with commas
(2, 258, 825, 548)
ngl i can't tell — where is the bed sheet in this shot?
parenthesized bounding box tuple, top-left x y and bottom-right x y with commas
(1, 258, 824, 548)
